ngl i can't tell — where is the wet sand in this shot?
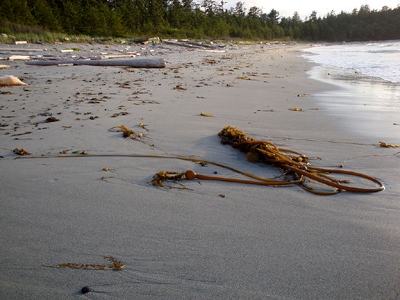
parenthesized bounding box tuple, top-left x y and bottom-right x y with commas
(1, 42, 399, 299)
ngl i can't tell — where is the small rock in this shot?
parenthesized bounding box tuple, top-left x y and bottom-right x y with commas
(81, 286, 91, 294)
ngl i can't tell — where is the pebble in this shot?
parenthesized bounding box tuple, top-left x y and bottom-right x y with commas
(81, 286, 91, 294)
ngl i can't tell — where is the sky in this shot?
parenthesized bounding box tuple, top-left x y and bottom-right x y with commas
(224, 0, 399, 20)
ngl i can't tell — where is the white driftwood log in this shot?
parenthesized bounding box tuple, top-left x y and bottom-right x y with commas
(0, 48, 44, 52)
(26, 58, 166, 68)
(0, 75, 28, 86)
(8, 55, 31, 60)
(163, 40, 204, 49)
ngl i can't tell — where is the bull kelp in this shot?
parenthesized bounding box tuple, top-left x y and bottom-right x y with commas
(215, 126, 384, 195)
(15, 127, 385, 195)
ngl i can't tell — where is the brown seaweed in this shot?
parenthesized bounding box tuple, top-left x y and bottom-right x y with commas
(217, 126, 384, 194)
(42, 256, 124, 271)
(13, 148, 31, 156)
(46, 117, 59, 122)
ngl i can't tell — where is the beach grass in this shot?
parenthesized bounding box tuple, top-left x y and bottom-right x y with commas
(0, 21, 295, 45)
(0, 32, 127, 44)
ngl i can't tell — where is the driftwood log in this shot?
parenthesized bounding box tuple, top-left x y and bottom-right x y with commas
(0, 75, 28, 86)
(0, 48, 44, 52)
(163, 40, 205, 49)
(26, 58, 166, 68)
(186, 41, 218, 48)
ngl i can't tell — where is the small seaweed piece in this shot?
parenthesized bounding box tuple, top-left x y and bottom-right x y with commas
(110, 125, 135, 138)
(139, 122, 149, 131)
(151, 171, 188, 189)
(46, 117, 60, 122)
(13, 148, 31, 156)
(380, 142, 400, 148)
(236, 76, 255, 80)
(105, 256, 125, 271)
(173, 85, 186, 90)
(11, 131, 32, 137)
(111, 112, 129, 117)
(108, 125, 168, 152)
(101, 167, 116, 180)
(42, 256, 124, 271)
(200, 112, 213, 117)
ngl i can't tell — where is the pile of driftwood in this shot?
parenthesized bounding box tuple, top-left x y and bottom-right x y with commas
(2, 38, 227, 68)
(130, 37, 224, 50)
(163, 39, 225, 50)
(26, 58, 166, 68)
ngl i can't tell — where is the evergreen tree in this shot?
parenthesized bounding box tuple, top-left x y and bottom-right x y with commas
(1, 0, 399, 42)
(267, 9, 280, 24)
(0, 0, 36, 25)
(120, 0, 141, 34)
(62, 0, 81, 34)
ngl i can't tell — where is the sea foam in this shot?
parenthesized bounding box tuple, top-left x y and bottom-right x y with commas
(302, 40, 400, 83)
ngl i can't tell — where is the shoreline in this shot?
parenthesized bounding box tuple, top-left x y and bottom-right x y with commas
(302, 48, 400, 143)
(1, 43, 399, 299)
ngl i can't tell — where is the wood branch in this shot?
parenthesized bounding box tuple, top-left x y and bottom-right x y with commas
(25, 58, 166, 68)
(131, 38, 149, 45)
(0, 48, 44, 52)
(163, 40, 205, 49)
(0, 51, 51, 56)
(185, 41, 216, 48)
(8, 55, 32, 60)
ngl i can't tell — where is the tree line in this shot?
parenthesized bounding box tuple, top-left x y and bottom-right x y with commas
(1, 0, 399, 41)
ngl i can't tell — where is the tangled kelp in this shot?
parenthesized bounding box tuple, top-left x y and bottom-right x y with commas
(15, 126, 385, 195)
(217, 126, 384, 194)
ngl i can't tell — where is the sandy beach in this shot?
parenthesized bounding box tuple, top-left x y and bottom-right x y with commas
(1, 41, 399, 299)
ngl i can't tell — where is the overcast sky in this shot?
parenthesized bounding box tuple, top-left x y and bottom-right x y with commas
(224, 0, 399, 20)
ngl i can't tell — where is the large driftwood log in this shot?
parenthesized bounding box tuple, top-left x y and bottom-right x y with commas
(186, 41, 217, 48)
(0, 48, 44, 52)
(26, 58, 166, 68)
(163, 40, 204, 49)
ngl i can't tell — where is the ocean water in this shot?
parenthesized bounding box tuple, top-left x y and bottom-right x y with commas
(302, 40, 400, 83)
(301, 41, 400, 142)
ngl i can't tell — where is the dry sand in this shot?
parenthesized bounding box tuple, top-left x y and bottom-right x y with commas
(1, 42, 399, 299)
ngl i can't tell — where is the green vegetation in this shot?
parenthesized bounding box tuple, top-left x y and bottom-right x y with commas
(0, 0, 399, 42)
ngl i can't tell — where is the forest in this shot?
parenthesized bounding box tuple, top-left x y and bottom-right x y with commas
(1, 0, 399, 41)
